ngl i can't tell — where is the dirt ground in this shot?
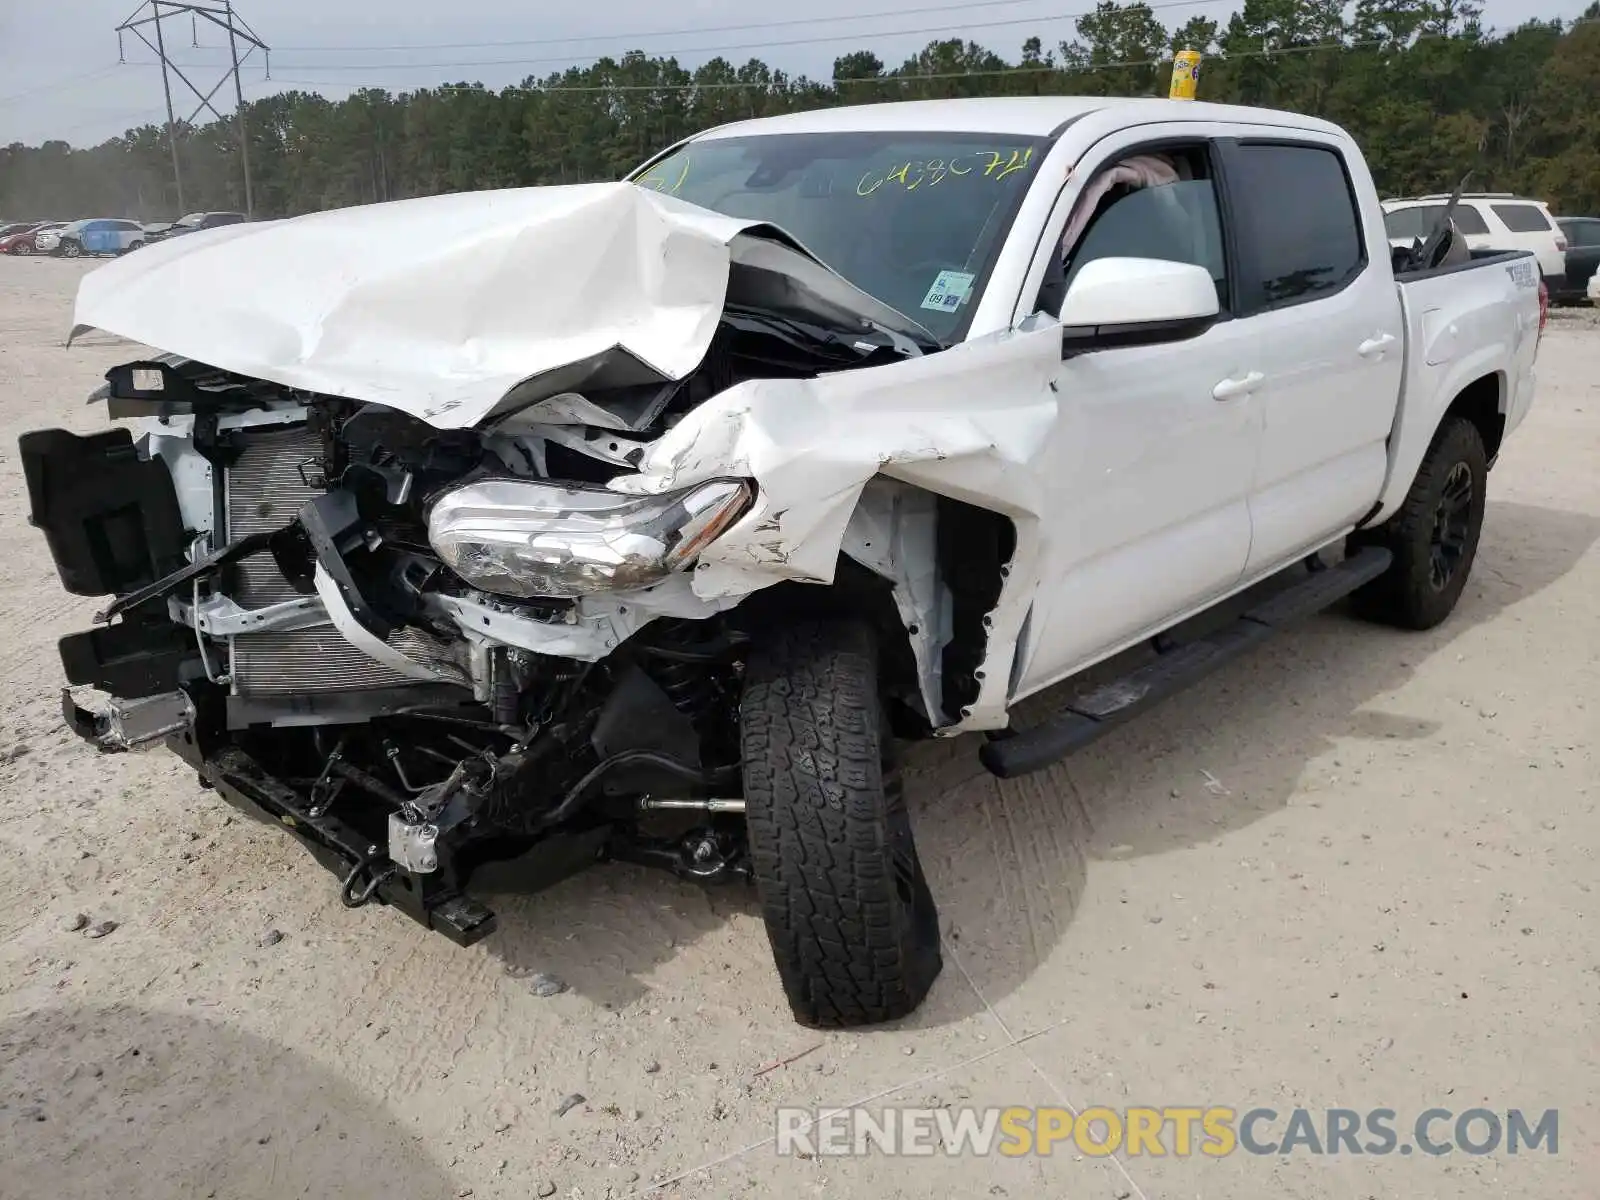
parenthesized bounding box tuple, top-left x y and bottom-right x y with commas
(0, 258, 1595, 1200)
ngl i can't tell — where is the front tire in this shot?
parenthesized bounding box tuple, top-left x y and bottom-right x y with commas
(1350, 416, 1488, 630)
(60, 240, 82, 258)
(741, 620, 942, 1027)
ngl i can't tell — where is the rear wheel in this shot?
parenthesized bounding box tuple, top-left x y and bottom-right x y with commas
(741, 619, 942, 1027)
(1349, 416, 1488, 630)
(14, 242, 34, 256)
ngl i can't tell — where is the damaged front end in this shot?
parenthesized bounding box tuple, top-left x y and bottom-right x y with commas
(23, 338, 844, 945)
(25, 182, 1052, 951)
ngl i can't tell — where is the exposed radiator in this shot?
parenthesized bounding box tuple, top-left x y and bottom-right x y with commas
(224, 424, 453, 697)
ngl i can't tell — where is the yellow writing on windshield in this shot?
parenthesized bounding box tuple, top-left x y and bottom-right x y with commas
(857, 147, 1033, 196)
(636, 158, 690, 195)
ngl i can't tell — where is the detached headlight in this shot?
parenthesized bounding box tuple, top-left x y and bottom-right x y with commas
(427, 478, 753, 599)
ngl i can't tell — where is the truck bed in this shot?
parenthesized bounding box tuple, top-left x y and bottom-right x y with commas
(1370, 249, 1543, 523)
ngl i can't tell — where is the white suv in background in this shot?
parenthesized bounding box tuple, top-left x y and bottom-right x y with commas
(1382, 193, 1566, 283)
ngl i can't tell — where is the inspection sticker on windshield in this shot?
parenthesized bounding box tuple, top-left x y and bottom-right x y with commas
(921, 270, 975, 313)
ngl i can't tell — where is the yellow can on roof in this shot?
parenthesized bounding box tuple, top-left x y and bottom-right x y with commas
(1170, 49, 1202, 101)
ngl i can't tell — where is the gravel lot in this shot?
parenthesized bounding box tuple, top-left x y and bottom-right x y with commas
(1, 258, 1595, 1199)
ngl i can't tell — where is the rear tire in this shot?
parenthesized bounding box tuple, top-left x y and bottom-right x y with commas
(1349, 416, 1488, 630)
(13, 243, 32, 256)
(741, 619, 942, 1027)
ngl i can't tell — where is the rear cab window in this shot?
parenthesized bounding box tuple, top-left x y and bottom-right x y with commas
(1223, 142, 1365, 313)
(1492, 203, 1555, 233)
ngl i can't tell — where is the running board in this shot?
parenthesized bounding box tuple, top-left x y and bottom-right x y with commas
(979, 547, 1393, 779)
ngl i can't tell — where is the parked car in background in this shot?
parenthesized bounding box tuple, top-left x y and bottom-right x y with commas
(1383, 193, 1566, 287)
(1554, 216, 1600, 303)
(53, 218, 147, 258)
(143, 219, 176, 238)
(7, 221, 67, 255)
(148, 211, 246, 242)
(0, 221, 44, 240)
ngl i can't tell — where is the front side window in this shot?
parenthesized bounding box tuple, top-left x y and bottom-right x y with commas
(1064, 165, 1227, 306)
(632, 131, 1047, 342)
(1492, 203, 1554, 233)
(1230, 144, 1364, 310)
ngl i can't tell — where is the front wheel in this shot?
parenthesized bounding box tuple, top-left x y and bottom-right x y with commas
(60, 240, 82, 258)
(741, 619, 942, 1027)
(1349, 416, 1488, 630)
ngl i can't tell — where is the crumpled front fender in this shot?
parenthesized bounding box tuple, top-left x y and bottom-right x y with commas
(611, 323, 1064, 732)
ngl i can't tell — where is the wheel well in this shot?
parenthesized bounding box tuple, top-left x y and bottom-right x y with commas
(1445, 373, 1506, 463)
(735, 486, 1017, 734)
(733, 558, 924, 731)
(936, 495, 1016, 721)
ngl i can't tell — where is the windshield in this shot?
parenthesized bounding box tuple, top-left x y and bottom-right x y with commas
(176, 213, 205, 226)
(633, 131, 1047, 342)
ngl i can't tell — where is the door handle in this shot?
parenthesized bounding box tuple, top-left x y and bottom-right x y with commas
(1212, 371, 1264, 401)
(1358, 332, 1397, 358)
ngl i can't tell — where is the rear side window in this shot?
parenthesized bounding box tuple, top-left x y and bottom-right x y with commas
(1387, 204, 1490, 239)
(1560, 219, 1600, 247)
(1229, 144, 1364, 310)
(1492, 203, 1554, 233)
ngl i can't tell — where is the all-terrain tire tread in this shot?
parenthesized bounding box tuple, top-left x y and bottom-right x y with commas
(741, 619, 940, 1027)
(1350, 416, 1488, 630)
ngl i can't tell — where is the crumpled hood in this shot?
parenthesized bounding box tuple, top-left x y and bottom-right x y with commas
(71, 182, 933, 429)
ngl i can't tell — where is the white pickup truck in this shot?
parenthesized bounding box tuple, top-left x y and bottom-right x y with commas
(21, 97, 1541, 1028)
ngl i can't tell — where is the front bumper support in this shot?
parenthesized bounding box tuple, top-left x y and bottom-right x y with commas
(166, 735, 498, 946)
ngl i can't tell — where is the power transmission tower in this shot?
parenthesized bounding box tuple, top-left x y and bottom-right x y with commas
(116, 1, 270, 217)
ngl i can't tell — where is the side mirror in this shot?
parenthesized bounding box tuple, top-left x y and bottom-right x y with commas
(1058, 257, 1220, 356)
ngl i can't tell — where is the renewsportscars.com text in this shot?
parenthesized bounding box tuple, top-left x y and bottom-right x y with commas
(775, 1106, 1559, 1158)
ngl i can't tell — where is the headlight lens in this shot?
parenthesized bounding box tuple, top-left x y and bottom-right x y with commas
(427, 478, 753, 599)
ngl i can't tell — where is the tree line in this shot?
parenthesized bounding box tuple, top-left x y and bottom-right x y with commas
(3, 0, 1599, 223)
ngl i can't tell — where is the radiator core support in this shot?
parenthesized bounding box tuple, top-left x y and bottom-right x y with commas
(221, 423, 465, 720)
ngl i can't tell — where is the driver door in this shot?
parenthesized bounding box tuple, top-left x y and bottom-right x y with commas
(1011, 135, 1264, 699)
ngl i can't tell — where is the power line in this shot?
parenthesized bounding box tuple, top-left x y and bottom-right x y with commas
(254, 15, 1600, 97)
(47, 6, 1600, 135)
(175, 0, 1204, 54)
(210, 0, 1222, 73)
(0, 65, 125, 107)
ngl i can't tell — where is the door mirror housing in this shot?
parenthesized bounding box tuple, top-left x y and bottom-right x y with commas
(1058, 257, 1220, 356)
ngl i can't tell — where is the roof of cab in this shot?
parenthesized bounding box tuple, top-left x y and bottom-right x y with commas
(692, 96, 1345, 141)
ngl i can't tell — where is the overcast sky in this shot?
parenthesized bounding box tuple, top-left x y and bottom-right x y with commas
(0, 0, 1588, 147)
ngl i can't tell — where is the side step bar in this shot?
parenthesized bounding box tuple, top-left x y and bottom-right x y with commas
(980, 547, 1393, 779)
